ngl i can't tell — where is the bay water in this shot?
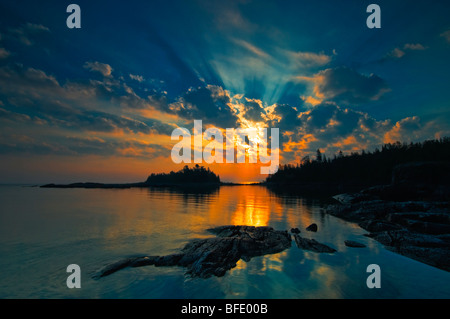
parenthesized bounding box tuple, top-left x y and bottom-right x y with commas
(0, 185, 449, 299)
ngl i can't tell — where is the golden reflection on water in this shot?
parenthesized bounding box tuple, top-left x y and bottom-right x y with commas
(96, 185, 329, 253)
(95, 186, 286, 251)
(231, 196, 270, 226)
(92, 185, 355, 298)
(197, 185, 286, 228)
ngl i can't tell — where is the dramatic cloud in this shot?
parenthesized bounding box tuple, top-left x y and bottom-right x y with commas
(284, 50, 332, 69)
(0, 107, 32, 123)
(211, 37, 333, 105)
(0, 64, 175, 136)
(0, 1, 449, 184)
(7, 22, 50, 46)
(0, 48, 10, 59)
(0, 135, 64, 155)
(298, 67, 390, 105)
(83, 61, 113, 77)
(385, 43, 427, 59)
(242, 98, 265, 122)
(440, 30, 450, 43)
(382, 116, 446, 144)
(171, 85, 239, 128)
(274, 101, 449, 164)
(233, 38, 270, 59)
(129, 74, 145, 82)
(0, 65, 62, 110)
(403, 43, 426, 50)
(205, 0, 256, 32)
(0, 63, 177, 160)
(270, 103, 302, 131)
(20, 23, 49, 32)
(1, 61, 445, 166)
(43, 110, 169, 135)
(0, 133, 171, 159)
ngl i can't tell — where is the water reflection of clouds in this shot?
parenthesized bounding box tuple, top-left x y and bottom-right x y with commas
(95, 185, 446, 299)
(261, 251, 287, 273)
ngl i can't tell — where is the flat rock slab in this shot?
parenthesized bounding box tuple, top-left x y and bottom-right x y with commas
(93, 225, 292, 279)
(293, 235, 336, 253)
(344, 240, 366, 248)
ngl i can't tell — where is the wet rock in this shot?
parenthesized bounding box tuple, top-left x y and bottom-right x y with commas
(306, 223, 318, 232)
(129, 256, 159, 267)
(395, 246, 450, 271)
(369, 230, 448, 248)
(368, 230, 450, 271)
(92, 257, 139, 278)
(358, 220, 403, 232)
(154, 254, 184, 267)
(332, 193, 357, 205)
(94, 225, 292, 279)
(344, 240, 366, 248)
(387, 212, 450, 224)
(386, 212, 450, 235)
(92, 255, 159, 278)
(326, 182, 450, 271)
(293, 235, 336, 253)
(290, 228, 301, 234)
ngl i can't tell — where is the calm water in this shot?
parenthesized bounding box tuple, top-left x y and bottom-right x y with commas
(0, 185, 449, 299)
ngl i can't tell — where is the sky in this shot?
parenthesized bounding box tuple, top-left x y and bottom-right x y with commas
(0, 0, 450, 183)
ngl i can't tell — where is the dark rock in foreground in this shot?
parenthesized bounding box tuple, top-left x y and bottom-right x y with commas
(306, 223, 318, 232)
(344, 240, 366, 248)
(93, 225, 292, 279)
(290, 228, 301, 234)
(293, 235, 336, 253)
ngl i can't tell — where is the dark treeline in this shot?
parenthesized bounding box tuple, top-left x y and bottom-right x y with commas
(145, 164, 220, 185)
(265, 137, 450, 186)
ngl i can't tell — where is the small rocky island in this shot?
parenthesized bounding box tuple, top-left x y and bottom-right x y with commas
(93, 225, 336, 279)
(41, 164, 221, 189)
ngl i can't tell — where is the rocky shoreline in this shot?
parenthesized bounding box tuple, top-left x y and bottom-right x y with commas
(325, 163, 450, 272)
(327, 190, 450, 271)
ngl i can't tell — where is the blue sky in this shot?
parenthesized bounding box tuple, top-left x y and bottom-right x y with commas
(0, 0, 450, 183)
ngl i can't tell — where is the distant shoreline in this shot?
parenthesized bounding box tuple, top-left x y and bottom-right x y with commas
(39, 181, 264, 189)
(38, 181, 370, 198)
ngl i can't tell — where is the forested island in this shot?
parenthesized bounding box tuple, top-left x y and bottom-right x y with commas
(145, 164, 220, 185)
(41, 164, 221, 188)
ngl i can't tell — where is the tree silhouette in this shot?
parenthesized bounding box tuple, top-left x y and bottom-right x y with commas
(316, 149, 322, 162)
(265, 137, 450, 186)
(146, 165, 220, 185)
